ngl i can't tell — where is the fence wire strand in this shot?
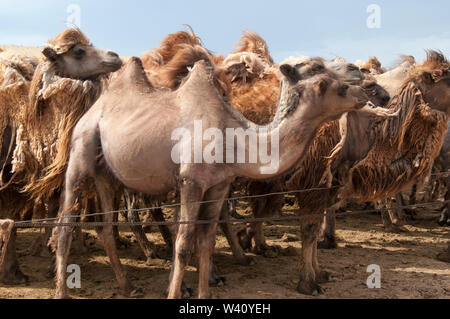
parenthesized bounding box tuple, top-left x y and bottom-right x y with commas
(11, 169, 450, 228)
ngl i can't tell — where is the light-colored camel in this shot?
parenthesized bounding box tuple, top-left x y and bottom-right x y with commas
(0, 28, 122, 285)
(49, 55, 378, 299)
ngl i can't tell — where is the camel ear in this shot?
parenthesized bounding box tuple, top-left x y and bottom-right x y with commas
(42, 47, 58, 62)
(280, 64, 299, 82)
(315, 79, 329, 96)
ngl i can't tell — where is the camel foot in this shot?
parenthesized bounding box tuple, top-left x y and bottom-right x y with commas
(384, 224, 408, 233)
(54, 293, 71, 299)
(128, 287, 144, 298)
(318, 235, 338, 249)
(165, 284, 193, 299)
(297, 278, 324, 296)
(209, 275, 226, 287)
(0, 267, 29, 285)
(253, 244, 280, 258)
(436, 252, 450, 263)
(316, 270, 331, 284)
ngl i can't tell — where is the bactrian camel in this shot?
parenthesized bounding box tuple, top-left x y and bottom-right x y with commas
(220, 32, 390, 257)
(49, 54, 382, 298)
(0, 28, 122, 284)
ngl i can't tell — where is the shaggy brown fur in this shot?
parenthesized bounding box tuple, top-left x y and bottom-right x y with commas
(232, 30, 274, 64)
(141, 29, 231, 101)
(335, 51, 449, 203)
(360, 56, 384, 75)
(17, 29, 106, 206)
(222, 31, 279, 125)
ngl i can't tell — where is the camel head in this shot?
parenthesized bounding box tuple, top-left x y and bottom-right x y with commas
(408, 50, 450, 115)
(361, 79, 391, 106)
(41, 28, 122, 80)
(324, 60, 365, 85)
(279, 64, 369, 122)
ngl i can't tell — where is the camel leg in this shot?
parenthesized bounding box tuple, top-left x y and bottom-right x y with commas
(297, 220, 323, 295)
(382, 199, 407, 232)
(124, 189, 159, 261)
(0, 228, 29, 285)
(151, 208, 173, 249)
(95, 176, 139, 297)
(196, 181, 230, 299)
(167, 178, 204, 299)
(312, 237, 331, 284)
(318, 210, 337, 249)
(219, 203, 253, 265)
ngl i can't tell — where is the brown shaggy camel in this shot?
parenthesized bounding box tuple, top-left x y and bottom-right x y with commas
(49, 55, 377, 299)
(0, 28, 122, 284)
(306, 51, 450, 293)
(221, 34, 390, 257)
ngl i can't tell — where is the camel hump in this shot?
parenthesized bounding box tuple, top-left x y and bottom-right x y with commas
(177, 60, 218, 97)
(109, 56, 154, 91)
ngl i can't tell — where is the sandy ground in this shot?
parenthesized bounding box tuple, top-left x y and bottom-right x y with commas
(0, 201, 449, 299)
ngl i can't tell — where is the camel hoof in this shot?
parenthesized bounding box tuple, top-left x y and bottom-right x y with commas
(316, 270, 331, 283)
(297, 279, 324, 296)
(297, 278, 325, 296)
(1, 270, 29, 285)
(436, 252, 450, 263)
(318, 236, 338, 249)
(129, 287, 144, 298)
(384, 224, 408, 233)
(54, 294, 71, 299)
(253, 245, 280, 258)
(209, 276, 226, 287)
(181, 287, 194, 299)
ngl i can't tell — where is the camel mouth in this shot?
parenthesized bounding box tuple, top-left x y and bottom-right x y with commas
(355, 100, 369, 109)
(102, 60, 123, 71)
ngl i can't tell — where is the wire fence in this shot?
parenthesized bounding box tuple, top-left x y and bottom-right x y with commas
(12, 173, 449, 229)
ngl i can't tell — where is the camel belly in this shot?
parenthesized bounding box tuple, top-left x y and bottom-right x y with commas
(98, 109, 179, 195)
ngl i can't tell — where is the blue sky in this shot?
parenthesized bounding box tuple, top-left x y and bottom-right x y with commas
(0, 0, 449, 67)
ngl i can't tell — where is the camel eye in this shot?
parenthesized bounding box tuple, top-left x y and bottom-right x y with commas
(73, 48, 86, 59)
(312, 64, 324, 72)
(338, 84, 349, 97)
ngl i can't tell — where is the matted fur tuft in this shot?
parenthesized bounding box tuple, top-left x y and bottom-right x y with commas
(232, 30, 274, 65)
(141, 29, 231, 100)
(47, 27, 90, 54)
(334, 51, 449, 202)
(222, 31, 280, 125)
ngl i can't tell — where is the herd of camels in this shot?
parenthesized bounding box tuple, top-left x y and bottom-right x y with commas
(0, 26, 449, 299)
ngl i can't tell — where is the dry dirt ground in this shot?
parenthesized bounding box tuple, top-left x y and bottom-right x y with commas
(0, 200, 449, 299)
